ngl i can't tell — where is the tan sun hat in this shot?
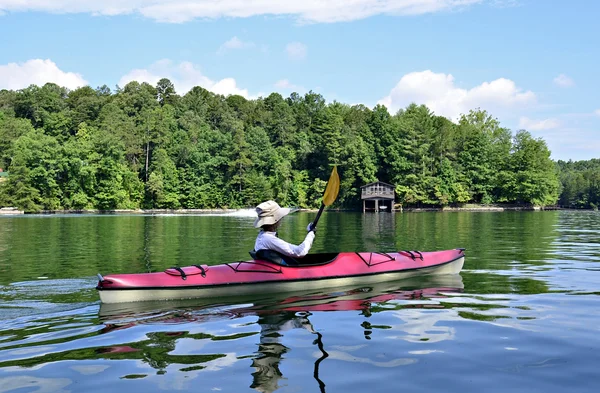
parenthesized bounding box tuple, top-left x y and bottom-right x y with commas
(253, 200, 291, 228)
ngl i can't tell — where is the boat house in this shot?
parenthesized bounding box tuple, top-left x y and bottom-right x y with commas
(361, 181, 395, 212)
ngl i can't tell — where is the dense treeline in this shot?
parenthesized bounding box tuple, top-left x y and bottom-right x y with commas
(556, 159, 600, 209)
(0, 80, 564, 212)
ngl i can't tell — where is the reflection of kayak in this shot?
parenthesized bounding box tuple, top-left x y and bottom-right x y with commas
(97, 249, 465, 304)
(98, 274, 464, 323)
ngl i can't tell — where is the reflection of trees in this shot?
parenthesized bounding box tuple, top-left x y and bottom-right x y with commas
(0, 328, 252, 370)
(454, 211, 560, 271)
(462, 271, 550, 295)
(393, 211, 560, 268)
(0, 218, 11, 254)
(0, 214, 258, 285)
(0, 216, 148, 284)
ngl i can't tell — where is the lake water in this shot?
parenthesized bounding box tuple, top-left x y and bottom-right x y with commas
(0, 211, 599, 392)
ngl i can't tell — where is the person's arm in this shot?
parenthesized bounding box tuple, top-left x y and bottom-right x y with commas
(266, 232, 315, 258)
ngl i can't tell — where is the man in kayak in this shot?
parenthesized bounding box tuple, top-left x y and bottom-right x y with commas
(253, 200, 316, 259)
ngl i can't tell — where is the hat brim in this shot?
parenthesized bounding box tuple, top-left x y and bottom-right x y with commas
(253, 207, 291, 228)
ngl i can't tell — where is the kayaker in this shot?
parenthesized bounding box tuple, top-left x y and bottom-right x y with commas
(253, 200, 316, 258)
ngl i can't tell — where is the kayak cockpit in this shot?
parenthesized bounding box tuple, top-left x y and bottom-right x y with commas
(250, 249, 339, 267)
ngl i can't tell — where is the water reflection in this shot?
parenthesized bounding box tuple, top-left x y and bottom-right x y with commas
(0, 375, 72, 393)
(2, 211, 600, 392)
(250, 312, 314, 393)
(359, 212, 397, 252)
(0, 276, 469, 392)
(95, 275, 464, 393)
(0, 211, 568, 288)
(3, 268, 599, 392)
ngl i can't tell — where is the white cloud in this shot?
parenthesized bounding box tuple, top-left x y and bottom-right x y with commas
(553, 73, 574, 88)
(0, 59, 87, 90)
(594, 109, 600, 117)
(274, 79, 304, 92)
(217, 36, 255, 54)
(0, 1, 484, 23)
(119, 59, 250, 98)
(286, 42, 307, 60)
(378, 70, 536, 121)
(518, 117, 560, 131)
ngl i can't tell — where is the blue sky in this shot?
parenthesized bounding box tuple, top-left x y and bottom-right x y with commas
(0, 0, 598, 161)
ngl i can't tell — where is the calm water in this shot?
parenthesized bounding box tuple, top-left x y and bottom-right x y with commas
(0, 211, 599, 393)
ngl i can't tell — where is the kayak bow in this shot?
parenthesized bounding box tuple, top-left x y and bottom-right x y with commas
(96, 248, 465, 304)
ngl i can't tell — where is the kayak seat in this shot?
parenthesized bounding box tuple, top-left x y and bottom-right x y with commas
(250, 249, 339, 267)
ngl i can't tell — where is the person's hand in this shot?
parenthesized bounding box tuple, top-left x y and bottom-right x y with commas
(307, 222, 316, 233)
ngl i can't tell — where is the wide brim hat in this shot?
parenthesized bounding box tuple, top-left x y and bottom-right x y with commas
(253, 200, 291, 228)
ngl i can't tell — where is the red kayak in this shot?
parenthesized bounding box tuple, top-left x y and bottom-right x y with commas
(96, 248, 465, 304)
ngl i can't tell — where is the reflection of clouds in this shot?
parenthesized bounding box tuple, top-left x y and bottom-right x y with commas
(0, 376, 71, 393)
(155, 352, 240, 391)
(323, 350, 416, 367)
(409, 350, 443, 355)
(1, 363, 48, 373)
(169, 337, 209, 355)
(439, 293, 512, 303)
(70, 364, 110, 375)
(203, 352, 239, 371)
(158, 371, 189, 391)
(385, 309, 457, 343)
(332, 344, 366, 352)
(4, 346, 55, 356)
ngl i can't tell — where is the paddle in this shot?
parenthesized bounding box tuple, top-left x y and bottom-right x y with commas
(309, 166, 340, 231)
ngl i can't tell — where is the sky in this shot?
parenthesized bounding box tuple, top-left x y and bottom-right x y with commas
(0, 0, 598, 161)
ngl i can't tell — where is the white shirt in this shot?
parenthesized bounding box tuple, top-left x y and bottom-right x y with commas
(254, 230, 315, 258)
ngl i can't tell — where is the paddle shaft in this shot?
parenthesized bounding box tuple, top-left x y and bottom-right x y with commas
(310, 202, 326, 231)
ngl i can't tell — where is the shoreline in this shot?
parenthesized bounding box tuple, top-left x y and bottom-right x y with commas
(1, 205, 595, 215)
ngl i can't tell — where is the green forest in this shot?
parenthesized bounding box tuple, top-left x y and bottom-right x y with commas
(0, 80, 596, 212)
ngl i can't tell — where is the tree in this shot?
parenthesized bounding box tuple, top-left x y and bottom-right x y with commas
(66, 86, 106, 130)
(263, 93, 295, 147)
(3, 129, 62, 210)
(156, 78, 177, 107)
(225, 114, 253, 206)
(0, 114, 35, 169)
(510, 130, 560, 206)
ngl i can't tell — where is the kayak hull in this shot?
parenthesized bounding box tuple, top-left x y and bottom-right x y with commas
(97, 249, 465, 304)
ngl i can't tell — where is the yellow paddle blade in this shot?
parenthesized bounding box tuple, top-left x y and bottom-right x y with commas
(323, 166, 340, 206)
